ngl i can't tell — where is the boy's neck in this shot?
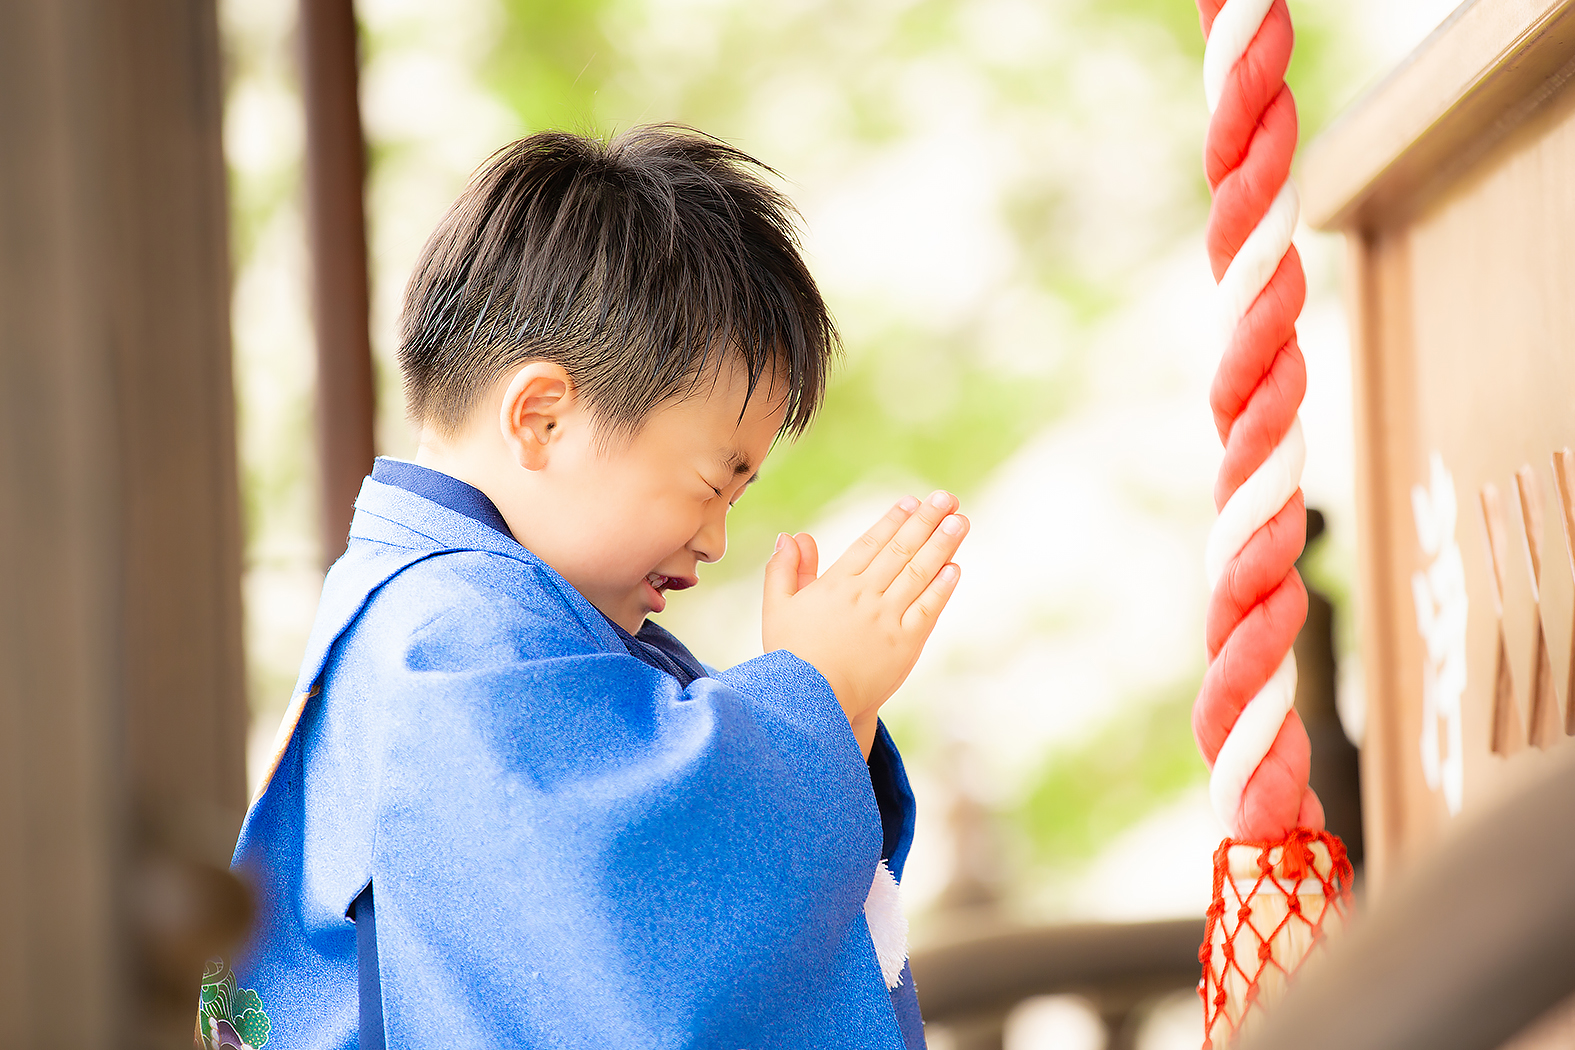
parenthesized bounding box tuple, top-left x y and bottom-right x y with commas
(412, 435, 486, 491)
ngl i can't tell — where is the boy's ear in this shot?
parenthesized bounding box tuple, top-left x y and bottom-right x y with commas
(499, 362, 573, 470)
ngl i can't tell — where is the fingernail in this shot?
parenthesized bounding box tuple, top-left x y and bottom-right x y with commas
(941, 564, 960, 582)
(929, 490, 950, 508)
(941, 515, 964, 535)
(898, 495, 920, 512)
(775, 533, 788, 552)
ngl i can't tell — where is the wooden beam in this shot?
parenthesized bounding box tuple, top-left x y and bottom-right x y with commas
(300, 0, 376, 566)
(0, 0, 249, 1042)
(1302, 0, 1575, 232)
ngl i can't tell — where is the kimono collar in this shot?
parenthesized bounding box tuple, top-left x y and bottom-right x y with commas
(366, 458, 708, 686)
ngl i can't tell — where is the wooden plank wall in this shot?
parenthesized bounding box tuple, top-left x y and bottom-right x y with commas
(1306, 1, 1575, 1043)
(1345, 76, 1575, 880)
(0, 0, 249, 1044)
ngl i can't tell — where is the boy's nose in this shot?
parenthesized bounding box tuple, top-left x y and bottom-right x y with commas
(691, 510, 727, 563)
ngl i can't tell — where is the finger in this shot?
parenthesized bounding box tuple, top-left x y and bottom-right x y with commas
(763, 532, 802, 601)
(793, 533, 820, 590)
(862, 490, 958, 589)
(827, 496, 922, 577)
(885, 513, 969, 608)
(900, 562, 961, 633)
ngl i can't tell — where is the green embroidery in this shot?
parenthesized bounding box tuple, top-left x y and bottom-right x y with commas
(198, 959, 272, 1050)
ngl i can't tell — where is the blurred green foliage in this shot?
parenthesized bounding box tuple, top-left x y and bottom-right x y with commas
(730, 347, 1075, 565)
(221, 31, 293, 269)
(488, 0, 624, 133)
(1015, 674, 1205, 868)
(1073, 0, 1380, 152)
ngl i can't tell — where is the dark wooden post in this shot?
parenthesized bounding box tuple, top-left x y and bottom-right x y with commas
(0, 0, 250, 1043)
(300, 0, 377, 567)
(1295, 509, 1366, 869)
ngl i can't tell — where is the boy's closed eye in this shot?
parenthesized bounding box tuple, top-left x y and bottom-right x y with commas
(731, 471, 761, 503)
(729, 475, 759, 506)
(702, 472, 759, 505)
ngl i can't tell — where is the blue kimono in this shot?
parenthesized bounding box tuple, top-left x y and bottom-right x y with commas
(206, 460, 926, 1049)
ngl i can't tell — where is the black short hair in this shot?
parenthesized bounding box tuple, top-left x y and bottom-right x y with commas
(398, 125, 839, 441)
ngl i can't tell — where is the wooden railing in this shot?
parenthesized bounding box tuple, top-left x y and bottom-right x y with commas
(912, 918, 1202, 1049)
(912, 745, 1575, 1050)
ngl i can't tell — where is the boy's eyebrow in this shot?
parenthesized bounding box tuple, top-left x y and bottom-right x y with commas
(720, 450, 759, 483)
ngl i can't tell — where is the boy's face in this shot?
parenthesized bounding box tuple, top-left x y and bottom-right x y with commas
(522, 355, 786, 634)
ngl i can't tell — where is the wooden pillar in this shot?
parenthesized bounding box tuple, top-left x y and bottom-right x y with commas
(300, 0, 377, 567)
(0, 0, 249, 1045)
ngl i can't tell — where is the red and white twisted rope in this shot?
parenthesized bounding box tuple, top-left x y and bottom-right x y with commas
(1193, 0, 1324, 842)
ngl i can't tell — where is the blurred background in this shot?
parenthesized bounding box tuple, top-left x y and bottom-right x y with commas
(224, 0, 1459, 1045)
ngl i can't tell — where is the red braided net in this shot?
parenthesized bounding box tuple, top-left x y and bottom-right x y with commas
(1199, 829, 1354, 1046)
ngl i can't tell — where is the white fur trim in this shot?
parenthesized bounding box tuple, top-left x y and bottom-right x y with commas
(864, 859, 909, 990)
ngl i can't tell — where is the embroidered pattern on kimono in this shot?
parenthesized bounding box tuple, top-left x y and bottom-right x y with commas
(198, 958, 273, 1050)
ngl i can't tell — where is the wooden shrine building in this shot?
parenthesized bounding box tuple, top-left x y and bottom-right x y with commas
(1240, 2, 1575, 1047)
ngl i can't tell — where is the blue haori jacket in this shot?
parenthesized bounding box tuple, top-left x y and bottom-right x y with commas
(217, 473, 924, 1050)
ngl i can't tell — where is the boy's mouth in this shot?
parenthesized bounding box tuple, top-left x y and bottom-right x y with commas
(642, 572, 696, 615)
(645, 572, 696, 594)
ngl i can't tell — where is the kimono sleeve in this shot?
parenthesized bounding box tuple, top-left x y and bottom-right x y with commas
(364, 607, 901, 1048)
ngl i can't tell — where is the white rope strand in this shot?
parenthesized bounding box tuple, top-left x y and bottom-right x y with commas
(1206, 417, 1305, 589)
(1210, 652, 1298, 834)
(1218, 179, 1299, 340)
(1203, 0, 1276, 113)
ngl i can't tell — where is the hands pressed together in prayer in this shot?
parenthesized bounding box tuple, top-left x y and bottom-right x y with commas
(763, 491, 968, 757)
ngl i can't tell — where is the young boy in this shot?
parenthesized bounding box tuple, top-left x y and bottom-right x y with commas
(207, 126, 967, 1050)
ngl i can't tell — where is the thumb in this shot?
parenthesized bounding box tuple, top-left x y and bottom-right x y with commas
(763, 532, 802, 602)
(794, 533, 819, 591)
